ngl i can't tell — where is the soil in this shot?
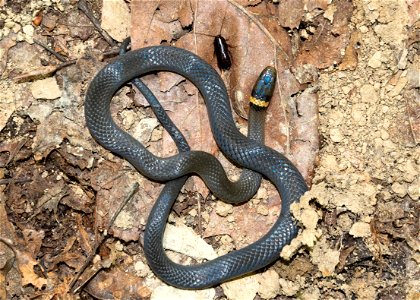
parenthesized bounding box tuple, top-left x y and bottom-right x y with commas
(0, 0, 418, 299)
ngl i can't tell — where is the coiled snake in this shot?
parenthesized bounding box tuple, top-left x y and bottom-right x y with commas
(84, 45, 308, 289)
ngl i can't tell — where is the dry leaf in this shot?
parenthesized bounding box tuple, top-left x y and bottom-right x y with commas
(16, 250, 47, 289)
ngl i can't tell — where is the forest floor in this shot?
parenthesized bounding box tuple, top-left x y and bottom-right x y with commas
(0, 0, 418, 299)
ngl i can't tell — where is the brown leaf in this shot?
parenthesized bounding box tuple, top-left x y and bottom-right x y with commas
(91, 163, 159, 242)
(85, 268, 150, 299)
(16, 250, 47, 289)
(75, 214, 93, 254)
(278, 0, 304, 29)
(204, 184, 280, 245)
(0, 36, 16, 75)
(339, 31, 361, 71)
(21, 229, 45, 257)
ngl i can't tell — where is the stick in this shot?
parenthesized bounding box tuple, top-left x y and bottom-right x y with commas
(78, 0, 116, 47)
(69, 182, 139, 293)
(33, 39, 67, 62)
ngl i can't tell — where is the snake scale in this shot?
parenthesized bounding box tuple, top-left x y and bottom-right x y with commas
(84, 45, 308, 289)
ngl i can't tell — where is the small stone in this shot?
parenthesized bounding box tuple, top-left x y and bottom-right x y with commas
(380, 129, 389, 140)
(322, 154, 338, 170)
(215, 201, 233, 217)
(151, 286, 215, 300)
(398, 48, 408, 69)
(360, 84, 378, 103)
(330, 128, 344, 142)
(351, 104, 366, 124)
(391, 182, 407, 198)
(189, 208, 197, 217)
(257, 205, 269, 216)
(323, 4, 336, 23)
(115, 241, 124, 251)
(349, 221, 371, 237)
(12, 23, 21, 33)
(22, 24, 34, 43)
(132, 118, 159, 144)
(329, 110, 344, 126)
(408, 179, 419, 200)
(383, 140, 396, 153)
(342, 85, 352, 94)
(256, 187, 267, 199)
(30, 77, 62, 99)
(359, 25, 369, 33)
(4, 21, 15, 29)
(134, 260, 150, 277)
(368, 51, 382, 68)
(258, 270, 280, 299)
(163, 223, 217, 260)
(279, 278, 300, 297)
(101, 0, 131, 42)
(222, 273, 260, 300)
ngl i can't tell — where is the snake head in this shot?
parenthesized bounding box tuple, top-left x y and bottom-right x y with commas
(250, 66, 277, 110)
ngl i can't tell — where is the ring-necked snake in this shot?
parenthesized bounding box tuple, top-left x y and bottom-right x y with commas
(84, 45, 308, 289)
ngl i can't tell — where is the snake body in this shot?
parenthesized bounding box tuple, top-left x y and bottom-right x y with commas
(85, 46, 308, 289)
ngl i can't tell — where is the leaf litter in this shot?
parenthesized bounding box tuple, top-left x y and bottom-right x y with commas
(0, 0, 418, 299)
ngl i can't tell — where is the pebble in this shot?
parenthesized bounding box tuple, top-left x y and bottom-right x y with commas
(342, 85, 352, 94)
(408, 180, 419, 200)
(222, 274, 260, 300)
(101, 0, 131, 42)
(360, 84, 378, 103)
(257, 270, 280, 299)
(349, 221, 371, 237)
(359, 25, 369, 33)
(256, 187, 267, 199)
(132, 118, 159, 144)
(368, 51, 382, 68)
(257, 205, 269, 216)
(151, 286, 215, 300)
(189, 209, 197, 217)
(134, 260, 150, 277)
(321, 154, 338, 170)
(215, 201, 233, 217)
(279, 278, 300, 297)
(30, 77, 62, 99)
(330, 128, 344, 142)
(380, 129, 389, 140)
(351, 104, 366, 124)
(391, 182, 407, 197)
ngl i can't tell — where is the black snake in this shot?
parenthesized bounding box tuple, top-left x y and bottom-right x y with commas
(84, 45, 308, 289)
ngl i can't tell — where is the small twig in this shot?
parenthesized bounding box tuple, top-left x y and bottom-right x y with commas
(0, 237, 17, 258)
(78, 0, 116, 47)
(33, 39, 67, 62)
(197, 194, 203, 237)
(13, 59, 77, 83)
(69, 182, 139, 293)
(6, 139, 27, 166)
(0, 237, 16, 282)
(99, 48, 122, 61)
(107, 183, 140, 231)
(0, 178, 32, 185)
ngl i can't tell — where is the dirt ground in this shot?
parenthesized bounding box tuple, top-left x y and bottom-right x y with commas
(0, 0, 418, 299)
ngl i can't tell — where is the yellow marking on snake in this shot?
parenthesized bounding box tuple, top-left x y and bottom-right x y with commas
(249, 96, 269, 108)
